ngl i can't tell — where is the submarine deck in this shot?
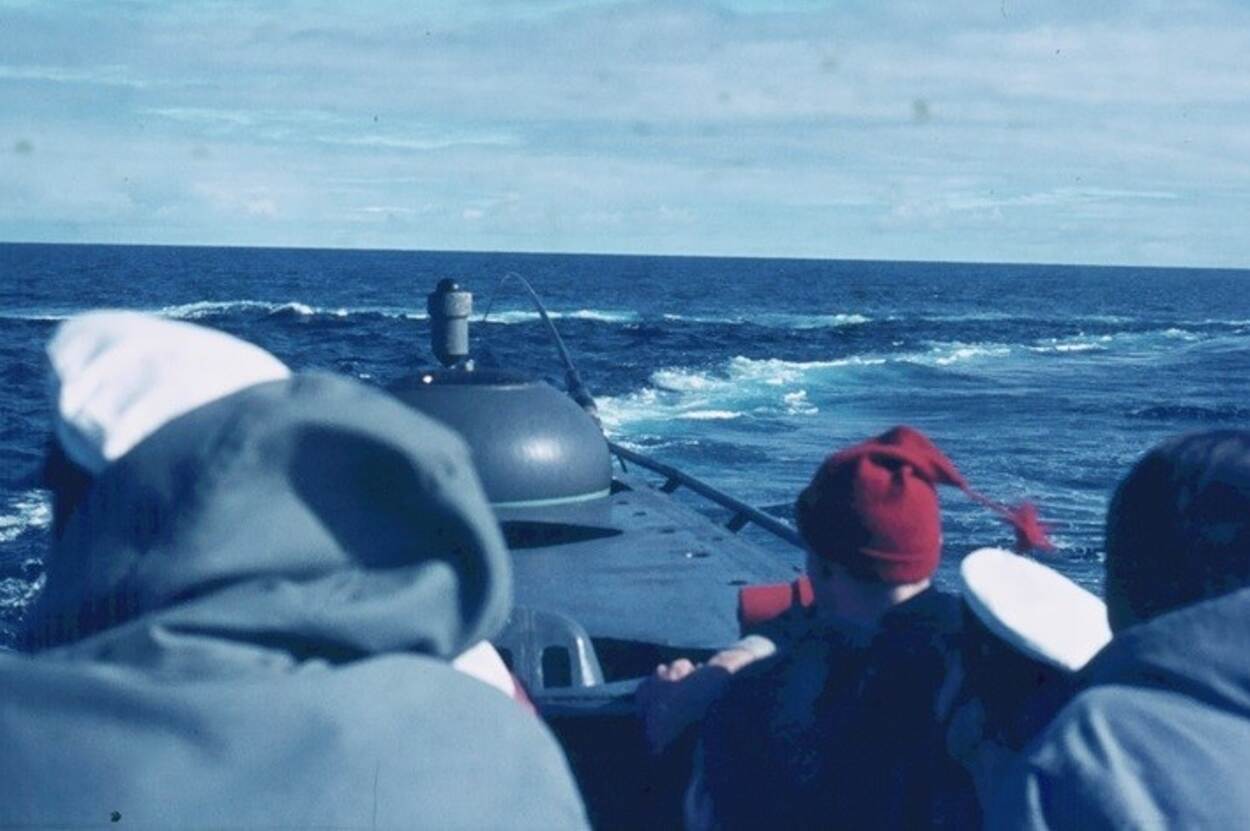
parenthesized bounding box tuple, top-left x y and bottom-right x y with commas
(502, 469, 805, 652)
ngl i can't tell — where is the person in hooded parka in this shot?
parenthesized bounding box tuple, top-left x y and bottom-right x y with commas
(990, 430, 1250, 829)
(0, 312, 589, 830)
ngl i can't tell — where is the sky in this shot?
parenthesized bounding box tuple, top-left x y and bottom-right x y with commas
(2, 0, 1249, 267)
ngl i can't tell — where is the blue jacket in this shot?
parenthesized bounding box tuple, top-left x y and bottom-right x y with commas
(990, 586, 1250, 829)
(698, 588, 978, 830)
(0, 373, 589, 830)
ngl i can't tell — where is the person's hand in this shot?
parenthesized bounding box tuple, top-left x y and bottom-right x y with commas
(655, 658, 698, 683)
(637, 639, 773, 754)
(637, 643, 771, 754)
(637, 659, 732, 755)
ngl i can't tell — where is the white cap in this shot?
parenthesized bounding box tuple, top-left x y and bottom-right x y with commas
(47, 311, 290, 474)
(960, 547, 1111, 673)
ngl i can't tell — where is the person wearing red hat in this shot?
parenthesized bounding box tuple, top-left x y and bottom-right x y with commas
(637, 426, 1050, 830)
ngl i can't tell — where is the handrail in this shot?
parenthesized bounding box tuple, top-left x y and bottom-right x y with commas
(607, 441, 805, 550)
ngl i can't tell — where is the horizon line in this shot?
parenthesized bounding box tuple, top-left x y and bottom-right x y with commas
(2, 238, 1246, 274)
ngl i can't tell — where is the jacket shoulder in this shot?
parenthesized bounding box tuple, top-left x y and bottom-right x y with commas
(992, 684, 1250, 829)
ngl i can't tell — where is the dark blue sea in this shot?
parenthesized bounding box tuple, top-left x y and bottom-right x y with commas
(3, 242, 1249, 646)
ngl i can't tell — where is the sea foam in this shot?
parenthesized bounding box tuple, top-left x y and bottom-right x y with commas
(0, 491, 51, 545)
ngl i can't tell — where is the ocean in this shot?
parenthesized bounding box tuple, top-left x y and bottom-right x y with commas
(3, 242, 1249, 647)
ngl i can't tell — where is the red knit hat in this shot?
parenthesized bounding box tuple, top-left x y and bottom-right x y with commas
(795, 426, 1051, 583)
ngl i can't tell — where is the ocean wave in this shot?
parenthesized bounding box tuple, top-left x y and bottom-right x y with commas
(0, 309, 74, 322)
(652, 356, 880, 393)
(159, 302, 646, 324)
(0, 299, 423, 323)
(599, 340, 1041, 433)
(1027, 335, 1113, 354)
(600, 322, 1238, 435)
(646, 347, 992, 398)
(1159, 328, 1200, 340)
(783, 389, 819, 416)
(677, 409, 743, 421)
(158, 299, 377, 320)
(0, 570, 45, 616)
(1129, 404, 1250, 422)
(160, 299, 289, 319)
(765, 313, 872, 329)
(902, 313, 1135, 325)
(911, 342, 1013, 367)
(1183, 318, 1250, 328)
(484, 309, 639, 324)
(599, 356, 870, 432)
(661, 312, 871, 328)
(0, 491, 51, 545)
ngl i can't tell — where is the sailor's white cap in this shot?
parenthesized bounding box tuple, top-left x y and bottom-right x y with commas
(47, 311, 290, 474)
(960, 547, 1111, 673)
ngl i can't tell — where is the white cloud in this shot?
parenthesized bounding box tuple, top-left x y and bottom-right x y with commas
(0, 63, 156, 88)
(321, 132, 519, 151)
(2, 0, 1249, 265)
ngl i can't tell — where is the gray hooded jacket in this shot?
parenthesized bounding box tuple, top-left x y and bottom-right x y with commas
(989, 586, 1250, 829)
(0, 373, 588, 830)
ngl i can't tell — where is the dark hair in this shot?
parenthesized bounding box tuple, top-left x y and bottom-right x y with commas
(1105, 430, 1250, 631)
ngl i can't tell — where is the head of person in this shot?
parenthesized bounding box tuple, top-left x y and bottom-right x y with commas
(28, 310, 510, 660)
(1105, 429, 1250, 632)
(41, 311, 290, 537)
(795, 426, 1050, 620)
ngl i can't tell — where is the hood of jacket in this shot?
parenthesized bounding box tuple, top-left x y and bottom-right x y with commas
(22, 371, 511, 663)
(1079, 585, 1250, 719)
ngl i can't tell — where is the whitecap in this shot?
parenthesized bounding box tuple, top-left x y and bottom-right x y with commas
(0, 491, 51, 545)
(662, 313, 743, 325)
(678, 410, 743, 421)
(660, 312, 870, 328)
(778, 313, 871, 329)
(602, 356, 857, 434)
(1028, 335, 1113, 354)
(725, 355, 885, 384)
(783, 389, 819, 416)
(485, 309, 638, 325)
(596, 388, 661, 433)
(560, 309, 639, 323)
(909, 342, 1013, 367)
(158, 299, 279, 319)
(276, 302, 316, 316)
(157, 299, 406, 321)
(0, 570, 46, 614)
(651, 368, 722, 392)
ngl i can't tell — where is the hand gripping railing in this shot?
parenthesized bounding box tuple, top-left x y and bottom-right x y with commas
(607, 441, 804, 550)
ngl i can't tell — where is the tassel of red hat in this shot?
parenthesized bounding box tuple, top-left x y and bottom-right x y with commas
(1007, 502, 1053, 552)
(962, 488, 1054, 553)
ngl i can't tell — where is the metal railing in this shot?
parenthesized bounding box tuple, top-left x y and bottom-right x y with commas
(607, 441, 804, 550)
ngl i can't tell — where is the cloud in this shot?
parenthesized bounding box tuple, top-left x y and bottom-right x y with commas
(320, 132, 519, 151)
(0, 63, 156, 88)
(2, 0, 1249, 265)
